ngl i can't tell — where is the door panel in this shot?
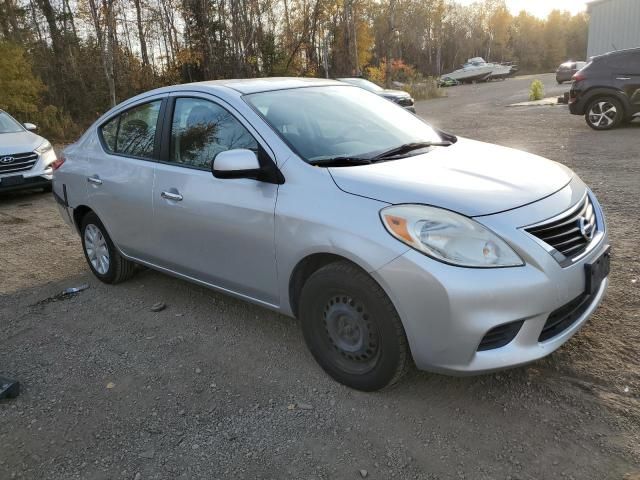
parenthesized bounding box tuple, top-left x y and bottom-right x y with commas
(86, 98, 163, 259)
(149, 95, 280, 305)
(608, 53, 640, 113)
(151, 164, 279, 304)
(87, 152, 156, 258)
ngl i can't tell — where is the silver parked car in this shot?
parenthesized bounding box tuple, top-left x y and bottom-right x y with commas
(337, 77, 416, 112)
(556, 60, 587, 84)
(53, 78, 610, 391)
(0, 110, 59, 193)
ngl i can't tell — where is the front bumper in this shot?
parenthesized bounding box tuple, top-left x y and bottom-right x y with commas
(0, 148, 56, 192)
(371, 183, 609, 374)
(0, 174, 51, 192)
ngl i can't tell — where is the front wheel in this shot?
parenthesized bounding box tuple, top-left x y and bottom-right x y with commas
(80, 212, 136, 284)
(585, 97, 624, 130)
(299, 261, 411, 391)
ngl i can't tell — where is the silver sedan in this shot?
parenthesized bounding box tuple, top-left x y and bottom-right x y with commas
(53, 78, 610, 391)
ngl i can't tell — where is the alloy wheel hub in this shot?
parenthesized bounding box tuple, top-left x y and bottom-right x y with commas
(84, 224, 110, 275)
(588, 101, 617, 127)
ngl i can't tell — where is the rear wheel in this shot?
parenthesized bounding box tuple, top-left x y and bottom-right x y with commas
(585, 97, 624, 130)
(299, 261, 410, 391)
(80, 212, 136, 284)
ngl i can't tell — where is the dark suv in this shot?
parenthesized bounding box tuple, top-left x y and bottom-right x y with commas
(569, 48, 640, 130)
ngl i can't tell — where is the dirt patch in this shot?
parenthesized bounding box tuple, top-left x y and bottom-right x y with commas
(0, 190, 85, 295)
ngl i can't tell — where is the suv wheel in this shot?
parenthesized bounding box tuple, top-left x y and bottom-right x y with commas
(81, 212, 136, 284)
(585, 97, 624, 130)
(299, 261, 410, 391)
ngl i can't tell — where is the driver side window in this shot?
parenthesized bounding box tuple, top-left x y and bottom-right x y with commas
(169, 98, 258, 170)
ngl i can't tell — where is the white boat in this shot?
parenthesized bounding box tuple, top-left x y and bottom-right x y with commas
(442, 57, 514, 83)
(442, 59, 493, 83)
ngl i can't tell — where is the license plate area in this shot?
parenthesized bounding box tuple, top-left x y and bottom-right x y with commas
(585, 245, 611, 295)
(0, 175, 25, 187)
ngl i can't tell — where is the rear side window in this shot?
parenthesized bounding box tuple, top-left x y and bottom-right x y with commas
(101, 117, 118, 151)
(606, 53, 635, 71)
(99, 100, 162, 159)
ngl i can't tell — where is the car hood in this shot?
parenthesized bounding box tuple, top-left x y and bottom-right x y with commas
(381, 89, 411, 99)
(0, 131, 44, 155)
(328, 138, 574, 217)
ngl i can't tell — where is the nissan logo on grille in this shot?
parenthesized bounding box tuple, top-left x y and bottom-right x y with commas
(578, 216, 595, 241)
(0, 156, 15, 164)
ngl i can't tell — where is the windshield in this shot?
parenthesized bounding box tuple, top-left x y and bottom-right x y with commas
(245, 86, 441, 163)
(338, 78, 383, 92)
(0, 112, 24, 134)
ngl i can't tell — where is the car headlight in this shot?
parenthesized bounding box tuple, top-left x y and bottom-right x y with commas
(35, 141, 53, 155)
(380, 205, 524, 268)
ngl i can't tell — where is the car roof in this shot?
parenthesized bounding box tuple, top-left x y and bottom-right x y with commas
(183, 77, 345, 94)
(108, 77, 351, 116)
(594, 47, 640, 60)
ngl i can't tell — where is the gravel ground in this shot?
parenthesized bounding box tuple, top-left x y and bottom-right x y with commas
(1, 73, 639, 479)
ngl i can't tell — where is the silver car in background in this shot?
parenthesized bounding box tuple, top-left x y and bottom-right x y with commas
(53, 78, 610, 391)
(0, 110, 58, 193)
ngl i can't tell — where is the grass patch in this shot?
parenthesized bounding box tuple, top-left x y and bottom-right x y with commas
(402, 77, 444, 100)
(529, 79, 545, 101)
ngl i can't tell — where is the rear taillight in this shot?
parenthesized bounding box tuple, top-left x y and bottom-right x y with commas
(51, 155, 65, 171)
(572, 71, 586, 82)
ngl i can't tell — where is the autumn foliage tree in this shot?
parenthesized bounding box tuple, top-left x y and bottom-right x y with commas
(0, 0, 589, 142)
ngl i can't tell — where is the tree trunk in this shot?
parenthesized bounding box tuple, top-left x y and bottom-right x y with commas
(385, 0, 396, 87)
(88, 0, 117, 107)
(133, 0, 150, 66)
(35, 0, 62, 55)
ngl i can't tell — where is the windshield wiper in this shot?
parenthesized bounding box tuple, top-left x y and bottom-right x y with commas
(372, 141, 453, 160)
(308, 156, 372, 167)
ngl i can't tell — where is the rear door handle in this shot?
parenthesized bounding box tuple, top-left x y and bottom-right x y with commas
(616, 77, 631, 80)
(87, 176, 102, 185)
(161, 191, 183, 201)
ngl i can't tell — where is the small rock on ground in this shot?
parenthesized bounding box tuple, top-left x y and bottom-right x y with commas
(150, 302, 166, 312)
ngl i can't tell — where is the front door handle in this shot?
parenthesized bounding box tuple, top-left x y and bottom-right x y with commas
(87, 176, 103, 185)
(616, 77, 631, 80)
(161, 191, 183, 201)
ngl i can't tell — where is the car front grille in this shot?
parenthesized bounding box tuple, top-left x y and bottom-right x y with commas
(538, 291, 597, 342)
(525, 195, 596, 259)
(477, 320, 524, 351)
(0, 152, 38, 175)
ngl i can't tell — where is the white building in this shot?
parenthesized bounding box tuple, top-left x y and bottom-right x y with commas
(587, 0, 640, 57)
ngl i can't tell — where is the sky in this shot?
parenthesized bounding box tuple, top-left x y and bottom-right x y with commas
(455, 0, 588, 18)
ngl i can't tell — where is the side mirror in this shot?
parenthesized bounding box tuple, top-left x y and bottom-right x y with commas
(24, 123, 37, 131)
(212, 149, 261, 180)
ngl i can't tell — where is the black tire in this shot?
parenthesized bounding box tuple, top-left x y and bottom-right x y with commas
(298, 261, 410, 391)
(80, 211, 136, 284)
(585, 96, 624, 130)
(42, 184, 52, 193)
